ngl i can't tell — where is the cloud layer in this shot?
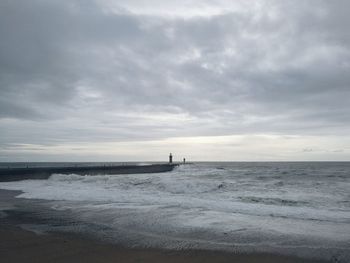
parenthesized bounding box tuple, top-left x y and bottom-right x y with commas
(1, 0, 350, 161)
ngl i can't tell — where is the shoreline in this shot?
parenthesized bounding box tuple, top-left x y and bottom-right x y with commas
(0, 189, 329, 263)
(0, 220, 326, 263)
(0, 220, 328, 263)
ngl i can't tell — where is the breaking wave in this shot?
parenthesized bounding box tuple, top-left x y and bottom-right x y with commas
(0, 162, 350, 260)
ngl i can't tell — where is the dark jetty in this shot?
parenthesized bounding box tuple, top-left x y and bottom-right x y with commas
(0, 164, 178, 182)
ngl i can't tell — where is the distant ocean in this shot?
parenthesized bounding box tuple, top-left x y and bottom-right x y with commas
(0, 162, 349, 261)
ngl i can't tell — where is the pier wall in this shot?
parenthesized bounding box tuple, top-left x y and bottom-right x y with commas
(0, 164, 178, 182)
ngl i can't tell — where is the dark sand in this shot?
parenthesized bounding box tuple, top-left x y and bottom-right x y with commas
(0, 225, 329, 263)
(0, 190, 328, 263)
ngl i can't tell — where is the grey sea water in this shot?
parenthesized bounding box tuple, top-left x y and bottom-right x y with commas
(0, 162, 349, 261)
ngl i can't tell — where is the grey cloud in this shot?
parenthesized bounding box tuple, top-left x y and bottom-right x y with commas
(0, 0, 350, 151)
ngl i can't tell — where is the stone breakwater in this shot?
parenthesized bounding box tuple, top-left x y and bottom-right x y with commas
(0, 164, 179, 182)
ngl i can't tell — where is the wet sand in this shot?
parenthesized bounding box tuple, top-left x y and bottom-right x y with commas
(0, 190, 328, 263)
(0, 224, 328, 263)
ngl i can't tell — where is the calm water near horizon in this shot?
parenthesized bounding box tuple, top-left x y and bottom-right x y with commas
(0, 162, 349, 261)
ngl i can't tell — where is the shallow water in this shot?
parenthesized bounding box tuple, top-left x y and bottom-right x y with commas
(0, 162, 349, 261)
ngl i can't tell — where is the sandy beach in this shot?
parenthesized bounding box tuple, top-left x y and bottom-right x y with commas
(1, 221, 327, 263)
(0, 189, 329, 263)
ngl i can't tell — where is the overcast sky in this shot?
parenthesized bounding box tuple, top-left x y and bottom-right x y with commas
(1, 0, 350, 161)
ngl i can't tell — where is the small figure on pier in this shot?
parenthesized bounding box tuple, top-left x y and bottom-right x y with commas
(183, 158, 186, 164)
(169, 153, 173, 164)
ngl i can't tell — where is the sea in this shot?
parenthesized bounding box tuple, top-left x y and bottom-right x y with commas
(0, 162, 349, 261)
